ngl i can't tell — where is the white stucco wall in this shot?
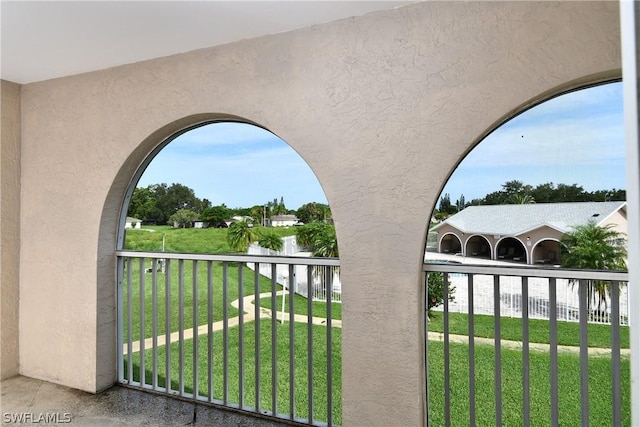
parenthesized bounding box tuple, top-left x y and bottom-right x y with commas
(11, 2, 621, 425)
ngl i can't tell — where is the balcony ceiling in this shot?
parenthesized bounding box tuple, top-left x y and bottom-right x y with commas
(1, 1, 414, 84)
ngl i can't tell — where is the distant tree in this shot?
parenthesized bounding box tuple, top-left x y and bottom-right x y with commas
(561, 221, 627, 315)
(258, 232, 284, 253)
(438, 193, 457, 215)
(311, 226, 338, 257)
(227, 221, 258, 252)
(200, 204, 231, 227)
(127, 186, 160, 222)
(555, 183, 586, 202)
(168, 208, 198, 228)
(512, 193, 535, 204)
(426, 273, 456, 318)
(455, 194, 466, 211)
(296, 202, 331, 224)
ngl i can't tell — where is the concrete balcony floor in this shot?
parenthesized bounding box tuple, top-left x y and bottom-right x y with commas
(1, 376, 288, 426)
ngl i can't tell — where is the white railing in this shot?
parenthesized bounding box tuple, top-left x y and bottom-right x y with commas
(423, 262, 628, 427)
(440, 273, 629, 325)
(116, 250, 341, 426)
(248, 238, 342, 302)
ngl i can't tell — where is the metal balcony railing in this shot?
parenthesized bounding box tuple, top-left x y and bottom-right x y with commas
(116, 250, 341, 426)
(423, 263, 629, 427)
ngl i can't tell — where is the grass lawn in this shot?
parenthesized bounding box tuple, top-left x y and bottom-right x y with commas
(122, 226, 629, 426)
(428, 340, 630, 426)
(126, 321, 341, 424)
(123, 259, 278, 342)
(124, 225, 296, 253)
(257, 293, 342, 321)
(428, 312, 630, 349)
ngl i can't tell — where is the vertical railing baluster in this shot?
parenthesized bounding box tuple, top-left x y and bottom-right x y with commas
(443, 272, 451, 427)
(127, 257, 133, 384)
(579, 279, 589, 427)
(254, 263, 261, 412)
(165, 260, 172, 393)
(178, 259, 185, 396)
(238, 263, 245, 407)
(468, 274, 476, 427)
(192, 260, 199, 399)
(116, 256, 124, 382)
(271, 264, 278, 416)
(307, 265, 314, 423)
(549, 278, 559, 427)
(207, 261, 214, 402)
(152, 259, 158, 390)
(289, 264, 296, 420)
(611, 280, 622, 426)
(424, 271, 430, 426)
(326, 267, 333, 426)
(222, 262, 229, 405)
(493, 275, 502, 427)
(139, 258, 146, 387)
(522, 276, 530, 427)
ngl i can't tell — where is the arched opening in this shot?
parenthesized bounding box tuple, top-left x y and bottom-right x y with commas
(423, 78, 630, 426)
(496, 237, 527, 263)
(465, 235, 491, 259)
(532, 239, 561, 265)
(100, 115, 341, 425)
(439, 233, 462, 254)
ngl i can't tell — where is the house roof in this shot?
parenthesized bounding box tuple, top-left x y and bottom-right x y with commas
(126, 217, 141, 223)
(432, 201, 626, 236)
(271, 215, 299, 221)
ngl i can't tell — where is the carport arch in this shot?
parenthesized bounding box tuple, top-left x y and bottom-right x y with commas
(465, 234, 492, 259)
(439, 232, 463, 254)
(532, 238, 562, 265)
(495, 237, 527, 263)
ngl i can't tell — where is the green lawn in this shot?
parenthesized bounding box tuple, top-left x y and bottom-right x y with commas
(122, 225, 630, 426)
(428, 341, 630, 426)
(124, 225, 296, 253)
(126, 322, 341, 424)
(428, 312, 630, 349)
(123, 259, 278, 342)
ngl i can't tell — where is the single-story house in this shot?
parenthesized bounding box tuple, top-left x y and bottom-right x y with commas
(431, 201, 627, 265)
(270, 214, 300, 227)
(125, 217, 142, 229)
(224, 216, 254, 227)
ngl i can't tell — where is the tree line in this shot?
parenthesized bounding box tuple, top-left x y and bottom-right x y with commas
(127, 183, 332, 227)
(435, 180, 626, 220)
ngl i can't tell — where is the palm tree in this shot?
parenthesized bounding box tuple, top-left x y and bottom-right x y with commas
(227, 220, 258, 252)
(560, 221, 627, 315)
(512, 193, 535, 204)
(258, 231, 284, 253)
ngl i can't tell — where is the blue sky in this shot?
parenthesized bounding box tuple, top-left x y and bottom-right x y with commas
(137, 82, 624, 210)
(137, 122, 328, 210)
(440, 82, 625, 202)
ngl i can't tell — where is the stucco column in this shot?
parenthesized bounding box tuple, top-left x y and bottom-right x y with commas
(1, 80, 21, 380)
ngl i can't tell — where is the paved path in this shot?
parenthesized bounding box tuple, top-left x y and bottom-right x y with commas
(428, 331, 630, 357)
(124, 292, 626, 358)
(124, 291, 341, 355)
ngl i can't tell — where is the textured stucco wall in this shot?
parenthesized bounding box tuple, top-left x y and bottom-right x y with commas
(17, 2, 620, 425)
(1, 80, 21, 379)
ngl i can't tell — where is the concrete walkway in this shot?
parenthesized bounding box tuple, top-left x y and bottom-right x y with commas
(124, 291, 626, 358)
(124, 291, 342, 355)
(428, 331, 631, 357)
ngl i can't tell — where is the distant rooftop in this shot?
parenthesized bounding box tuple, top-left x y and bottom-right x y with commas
(433, 201, 626, 236)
